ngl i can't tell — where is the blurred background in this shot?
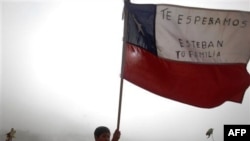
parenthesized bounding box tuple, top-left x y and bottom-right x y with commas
(0, 0, 249, 141)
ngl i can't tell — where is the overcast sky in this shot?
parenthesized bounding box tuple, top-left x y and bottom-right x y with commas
(0, 0, 249, 141)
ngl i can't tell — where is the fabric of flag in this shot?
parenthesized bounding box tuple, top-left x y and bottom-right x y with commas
(123, 2, 250, 108)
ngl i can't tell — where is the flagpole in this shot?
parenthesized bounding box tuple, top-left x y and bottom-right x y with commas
(116, 0, 130, 130)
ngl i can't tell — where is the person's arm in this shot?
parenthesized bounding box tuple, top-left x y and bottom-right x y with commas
(111, 129, 121, 141)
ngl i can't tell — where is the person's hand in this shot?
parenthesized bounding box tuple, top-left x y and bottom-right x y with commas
(111, 129, 121, 141)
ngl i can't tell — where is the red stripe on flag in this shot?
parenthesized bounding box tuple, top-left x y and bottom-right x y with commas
(123, 43, 250, 108)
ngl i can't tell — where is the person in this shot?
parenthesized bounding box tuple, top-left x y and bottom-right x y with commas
(5, 128, 16, 141)
(94, 126, 121, 141)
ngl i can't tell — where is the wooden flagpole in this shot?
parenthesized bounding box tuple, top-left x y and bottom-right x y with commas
(116, 0, 130, 130)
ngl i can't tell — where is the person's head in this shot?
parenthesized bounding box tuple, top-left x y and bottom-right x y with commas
(94, 126, 111, 141)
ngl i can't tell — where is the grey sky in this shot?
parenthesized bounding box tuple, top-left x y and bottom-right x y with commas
(0, 0, 249, 141)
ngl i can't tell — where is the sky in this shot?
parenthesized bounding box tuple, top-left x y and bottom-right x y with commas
(0, 0, 249, 141)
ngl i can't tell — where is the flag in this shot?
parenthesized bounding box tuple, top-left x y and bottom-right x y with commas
(123, 2, 250, 108)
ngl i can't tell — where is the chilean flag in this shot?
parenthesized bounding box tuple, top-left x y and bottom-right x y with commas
(123, 2, 250, 108)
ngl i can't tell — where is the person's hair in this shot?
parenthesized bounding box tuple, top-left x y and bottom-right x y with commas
(94, 126, 110, 138)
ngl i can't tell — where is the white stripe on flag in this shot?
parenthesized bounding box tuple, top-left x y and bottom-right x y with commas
(156, 5, 250, 63)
